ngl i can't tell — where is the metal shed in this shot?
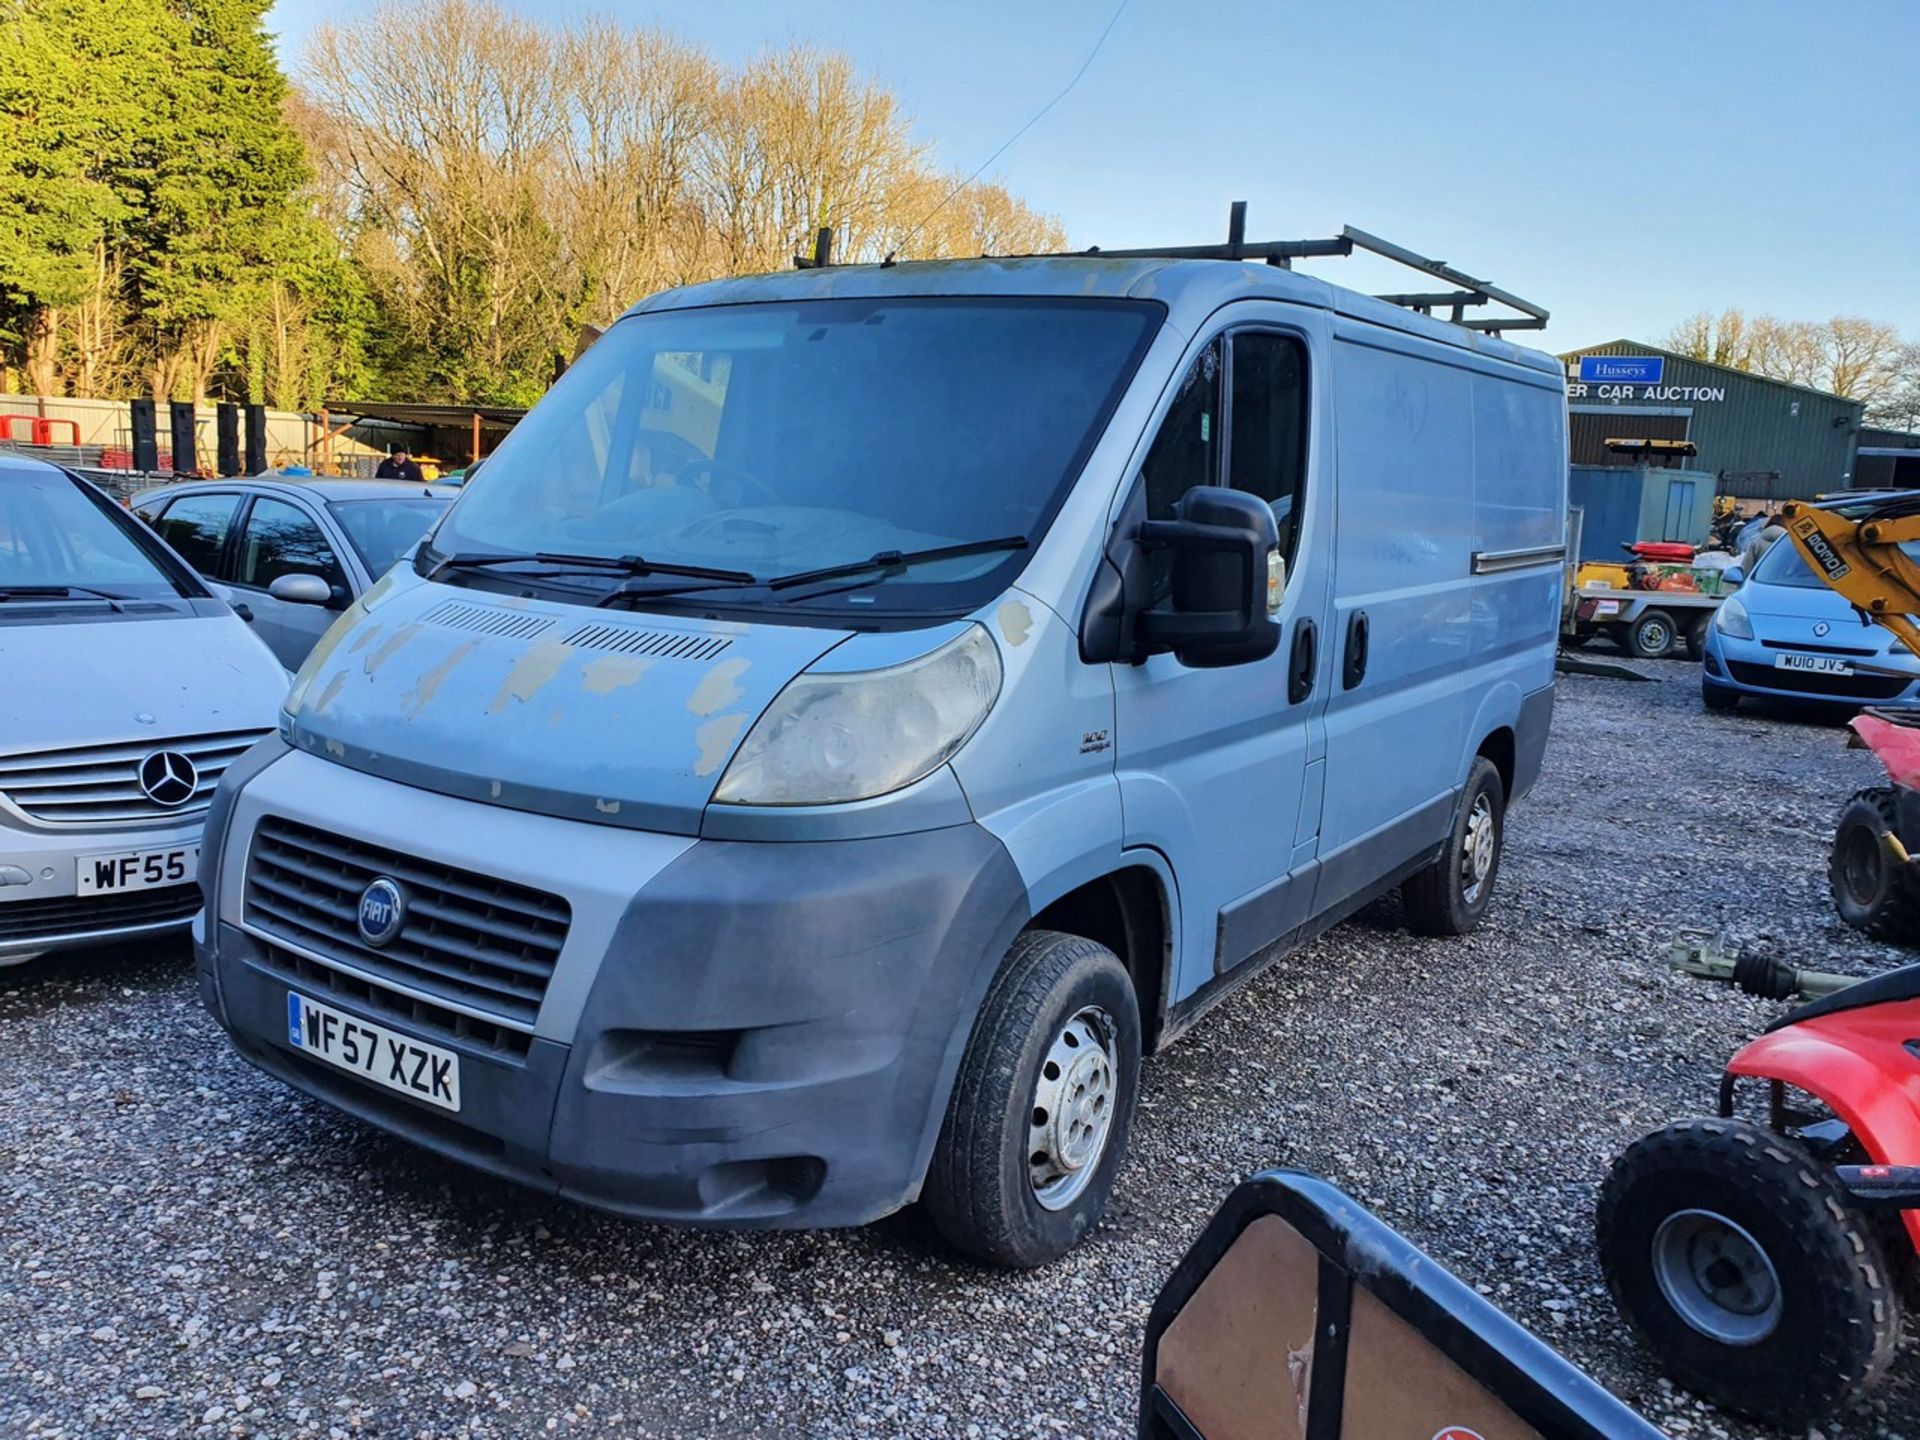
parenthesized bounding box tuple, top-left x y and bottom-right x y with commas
(1560, 341, 1863, 502)
(1569, 463, 1714, 559)
(1855, 426, 1920, 491)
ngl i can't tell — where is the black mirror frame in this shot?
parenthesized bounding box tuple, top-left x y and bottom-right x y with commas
(1080, 484, 1281, 669)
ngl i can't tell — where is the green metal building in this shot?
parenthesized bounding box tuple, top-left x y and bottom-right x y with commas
(1560, 340, 1863, 502)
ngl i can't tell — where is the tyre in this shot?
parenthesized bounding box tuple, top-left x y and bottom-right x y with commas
(1829, 787, 1920, 942)
(1625, 608, 1678, 659)
(1401, 756, 1504, 936)
(1596, 1118, 1902, 1428)
(1701, 678, 1740, 713)
(922, 930, 1141, 1267)
(1684, 612, 1712, 661)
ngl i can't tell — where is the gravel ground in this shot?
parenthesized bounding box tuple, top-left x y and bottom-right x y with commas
(5, 663, 1919, 1440)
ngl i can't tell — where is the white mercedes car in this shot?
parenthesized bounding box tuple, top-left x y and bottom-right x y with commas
(0, 454, 286, 965)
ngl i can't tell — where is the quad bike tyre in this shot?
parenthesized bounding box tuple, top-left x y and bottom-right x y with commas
(1829, 786, 1920, 944)
(1596, 1117, 1902, 1427)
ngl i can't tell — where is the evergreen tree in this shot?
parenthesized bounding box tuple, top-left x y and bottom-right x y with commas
(130, 0, 311, 402)
(0, 0, 165, 392)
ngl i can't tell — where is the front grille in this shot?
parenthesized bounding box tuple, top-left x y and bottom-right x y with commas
(244, 817, 570, 1032)
(0, 729, 268, 827)
(0, 884, 199, 942)
(1727, 660, 1910, 700)
(1762, 639, 1878, 658)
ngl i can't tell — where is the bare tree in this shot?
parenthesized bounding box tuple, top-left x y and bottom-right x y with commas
(1869, 343, 1920, 432)
(294, 1, 1064, 403)
(1666, 307, 1906, 405)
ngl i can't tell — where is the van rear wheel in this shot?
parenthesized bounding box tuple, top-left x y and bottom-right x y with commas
(922, 930, 1140, 1268)
(1402, 757, 1504, 936)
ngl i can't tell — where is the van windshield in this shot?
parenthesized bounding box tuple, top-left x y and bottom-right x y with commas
(424, 296, 1161, 616)
(330, 497, 449, 579)
(0, 468, 184, 601)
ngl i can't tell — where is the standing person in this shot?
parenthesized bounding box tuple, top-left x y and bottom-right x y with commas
(375, 446, 424, 483)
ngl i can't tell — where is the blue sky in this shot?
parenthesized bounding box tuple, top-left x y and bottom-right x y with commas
(265, 0, 1920, 352)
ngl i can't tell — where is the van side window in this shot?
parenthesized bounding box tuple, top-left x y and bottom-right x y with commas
(1138, 339, 1222, 597)
(1227, 332, 1309, 573)
(1141, 339, 1222, 522)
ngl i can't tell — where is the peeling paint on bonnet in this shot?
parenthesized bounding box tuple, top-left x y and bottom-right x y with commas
(285, 572, 854, 835)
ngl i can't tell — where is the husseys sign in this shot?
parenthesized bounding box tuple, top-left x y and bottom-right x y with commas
(1567, 353, 1727, 404)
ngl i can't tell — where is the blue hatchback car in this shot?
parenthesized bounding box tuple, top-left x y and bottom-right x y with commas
(1702, 497, 1920, 711)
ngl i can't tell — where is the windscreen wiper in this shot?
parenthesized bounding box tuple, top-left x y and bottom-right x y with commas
(0, 584, 128, 610)
(765, 536, 1030, 593)
(428, 550, 756, 584)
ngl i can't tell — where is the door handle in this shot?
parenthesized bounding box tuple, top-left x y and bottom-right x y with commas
(1288, 617, 1317, 705)
(1343, 610, 1369, 689)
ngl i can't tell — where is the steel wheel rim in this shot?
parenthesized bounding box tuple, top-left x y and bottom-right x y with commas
(1641, 619, 1670, 652)
(1651, 1208, 1783, 1346)
(1461, 793, 1497, 905)
(1028, 1005, 1119, 1211)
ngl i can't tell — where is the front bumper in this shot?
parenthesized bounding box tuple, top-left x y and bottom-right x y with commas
(0, 813, 204, 964)
(1704, 627, 1920, 708)
(202, 750, 1029, 1229)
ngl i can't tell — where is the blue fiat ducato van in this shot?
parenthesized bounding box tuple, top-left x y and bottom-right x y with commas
(196, 246, 1566, 1266)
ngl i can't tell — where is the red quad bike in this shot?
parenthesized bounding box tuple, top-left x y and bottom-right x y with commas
(1597, 716, 1920, 1426)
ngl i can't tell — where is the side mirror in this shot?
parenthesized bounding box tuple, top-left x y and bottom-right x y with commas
(1136, 487, 1283, 668)
(1724, 565, 1744, 585)
(268, 573, 334, 607)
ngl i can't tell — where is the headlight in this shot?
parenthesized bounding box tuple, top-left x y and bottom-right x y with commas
(715, 625, 1002, 806)
(1713, 595, 1754, 641)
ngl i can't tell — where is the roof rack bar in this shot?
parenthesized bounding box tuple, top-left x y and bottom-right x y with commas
(1457, 316, 1548, 333)
(789, 201, 1550, 334)
(1375, 290, 1488, 311)
(1342, 225, 1547, 323)
(793, 226, 833, 270)
(1226, 200, 1247, 260)
(1089, 237, 1354, 263)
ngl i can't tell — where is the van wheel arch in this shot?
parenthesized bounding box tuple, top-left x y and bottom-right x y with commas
(1028, 865, 1171, 1050)
(1476, 725, 1515, 800)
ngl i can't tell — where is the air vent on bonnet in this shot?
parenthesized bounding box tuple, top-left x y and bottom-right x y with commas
(559, 624, 731, 661)
(419, 599, 556, 640)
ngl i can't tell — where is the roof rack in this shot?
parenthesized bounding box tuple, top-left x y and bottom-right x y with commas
(794, 200, 1549, 336)
(1085, 201, 1548, 334)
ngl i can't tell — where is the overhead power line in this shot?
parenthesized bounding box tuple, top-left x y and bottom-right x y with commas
(886, 0, 1131, 263)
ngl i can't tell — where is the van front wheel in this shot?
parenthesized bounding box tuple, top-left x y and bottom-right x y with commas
(1402, 757, 1505, 936)
(922, 930, 1141, 1268)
